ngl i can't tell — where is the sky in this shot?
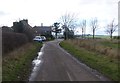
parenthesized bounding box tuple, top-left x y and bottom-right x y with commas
(0, 0, 119, 35)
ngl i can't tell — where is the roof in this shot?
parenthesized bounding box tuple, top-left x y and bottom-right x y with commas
(33, 26, 52, 31)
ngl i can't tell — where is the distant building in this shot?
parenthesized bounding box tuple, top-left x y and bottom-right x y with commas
(32, 24, 52, 37)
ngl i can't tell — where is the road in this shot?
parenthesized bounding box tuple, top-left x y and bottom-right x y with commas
(29, 39, 110, 81)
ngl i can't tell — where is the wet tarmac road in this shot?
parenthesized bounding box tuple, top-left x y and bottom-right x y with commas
(29, 39, 110, 81)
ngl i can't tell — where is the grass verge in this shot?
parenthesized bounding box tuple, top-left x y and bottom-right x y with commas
(2, 42, 42, 81)
(100, 40, 120, 49)
(60, 40, 119, 81)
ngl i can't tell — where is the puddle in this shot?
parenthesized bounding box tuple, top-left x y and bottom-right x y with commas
(29, 44, 45, 81)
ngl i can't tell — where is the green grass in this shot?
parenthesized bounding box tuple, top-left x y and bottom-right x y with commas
(60, 41, 119, 81)
(100, 41, 120, 49)
(86, 35, 110, 39)
(2, 42, 42, 81)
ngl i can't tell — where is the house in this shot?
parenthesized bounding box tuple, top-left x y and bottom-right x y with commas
(12, 19, 32, 33)
(2, 26, 13, 32)
(32, 24, 52, 38)
(12, 19, 34, 41)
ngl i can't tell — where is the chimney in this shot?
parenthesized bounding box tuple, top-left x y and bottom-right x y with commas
(41, 23, 43, 26)
(23, 19, 28, 24)
(13, 22, 19, 26)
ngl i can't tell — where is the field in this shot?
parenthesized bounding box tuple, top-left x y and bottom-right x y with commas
(79, 35, 120, 39)
(88, 35, 110, 39)
(60, 38, 119, 81)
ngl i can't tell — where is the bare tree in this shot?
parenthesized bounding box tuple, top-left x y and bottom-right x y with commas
(90, 18, 98, 39)
(80, 20, 86, 38)
(60, 12, 78, 39)
(105, 19, 118, 40)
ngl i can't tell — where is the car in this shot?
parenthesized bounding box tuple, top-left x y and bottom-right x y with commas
(41, 36, 46, 41)
(33, 36, 42, 42)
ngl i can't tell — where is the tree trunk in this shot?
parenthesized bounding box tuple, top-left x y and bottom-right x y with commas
(55, 32, 57, 39)
(82, 28, 83, 39)
(110, 33, 112, 41)
(93, 29, 95, 39)
(64, 32, 67, 40)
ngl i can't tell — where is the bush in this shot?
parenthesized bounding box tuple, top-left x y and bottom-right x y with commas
(2, 32, 28, 55)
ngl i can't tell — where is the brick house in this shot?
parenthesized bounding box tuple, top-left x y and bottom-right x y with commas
(32, 24, 52, 38)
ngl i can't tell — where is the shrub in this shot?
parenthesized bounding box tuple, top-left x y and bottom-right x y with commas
(2, 32, 28, 55)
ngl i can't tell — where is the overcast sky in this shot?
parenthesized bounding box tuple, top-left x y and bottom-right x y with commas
(0, 0, 119, 35)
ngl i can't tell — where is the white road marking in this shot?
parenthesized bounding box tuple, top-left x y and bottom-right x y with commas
(66, 71, 73, 81)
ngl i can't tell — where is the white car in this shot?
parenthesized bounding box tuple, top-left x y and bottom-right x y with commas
(41, 36, 46, 41)
(33, 36, 42, 42)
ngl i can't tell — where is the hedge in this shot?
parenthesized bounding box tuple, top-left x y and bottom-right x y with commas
(2, 32, 29, 55)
